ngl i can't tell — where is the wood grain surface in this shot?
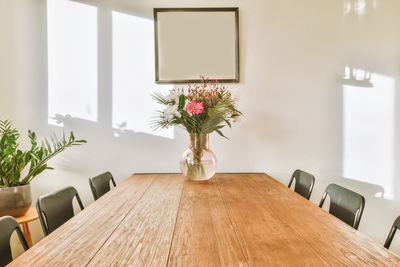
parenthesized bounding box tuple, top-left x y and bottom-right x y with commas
(8, 173, 400, 266)
(87, 174, 184, 266)
(9, 174, 156, 266)
(167, 179, 247, 267)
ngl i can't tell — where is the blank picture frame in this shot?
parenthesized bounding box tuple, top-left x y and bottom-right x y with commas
(154, 8, 239, 83)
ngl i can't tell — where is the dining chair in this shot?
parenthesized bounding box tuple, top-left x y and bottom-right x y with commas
(288, 169, 315, 200)
(36, 186, 84, 236)
(319, 184, 365, 230)
(0, 216, 29, 266)
(384, 216, 400, 249)
(89, 171, 116, 200)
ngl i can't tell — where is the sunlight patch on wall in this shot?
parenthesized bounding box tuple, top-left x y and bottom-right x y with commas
(344, 0, 378, 16)
(343, 69, 395, 199)
(112, 11, 173, 139)
(47, 0, 98, 126)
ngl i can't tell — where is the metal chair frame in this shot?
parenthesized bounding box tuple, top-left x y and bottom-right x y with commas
(384, 216, 400, 249)
(0, 216, 29, 266)
(36, 186, 84, 236)
(288, 169, 315, 200)
(89, 171, 116, 200)
(319, 183, 365, 230)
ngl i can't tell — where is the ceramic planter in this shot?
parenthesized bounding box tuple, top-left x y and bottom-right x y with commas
(0, 184, 32, 217)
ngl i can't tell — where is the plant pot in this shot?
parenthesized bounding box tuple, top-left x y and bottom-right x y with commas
(0, 184, 32, 217)
(180, 133, 217, 181)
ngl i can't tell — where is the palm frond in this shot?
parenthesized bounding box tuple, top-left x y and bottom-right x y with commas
(152, 92, 169, 105)
(201, 99, 237, 134)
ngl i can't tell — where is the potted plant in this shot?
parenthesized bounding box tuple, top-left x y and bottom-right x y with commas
(152, 76, 242, 181)
(0, 120, 86, 217)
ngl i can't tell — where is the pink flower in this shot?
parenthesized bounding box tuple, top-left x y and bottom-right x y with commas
(186, 101, 204, 115)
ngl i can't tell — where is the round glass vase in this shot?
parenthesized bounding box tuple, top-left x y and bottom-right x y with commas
(180, 133, 217, 181)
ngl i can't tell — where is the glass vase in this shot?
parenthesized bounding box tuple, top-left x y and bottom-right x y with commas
(180, 133, 217, 181)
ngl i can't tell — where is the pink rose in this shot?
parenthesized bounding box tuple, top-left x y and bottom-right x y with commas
(186, 101, 204, 115)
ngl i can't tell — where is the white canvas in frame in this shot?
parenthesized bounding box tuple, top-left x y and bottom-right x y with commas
(154, 8, 239, 83)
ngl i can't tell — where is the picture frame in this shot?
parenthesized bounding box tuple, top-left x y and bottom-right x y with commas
(153, 8, 239, 83)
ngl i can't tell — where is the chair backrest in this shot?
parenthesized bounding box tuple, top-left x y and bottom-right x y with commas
(288, 169, 315, 200)
(319, 184, 365, 230)
(89, 171, 116, 200)
(384, 216, 400, 249)
(36, 186, 84, 236)
(0, 216, 29, 266)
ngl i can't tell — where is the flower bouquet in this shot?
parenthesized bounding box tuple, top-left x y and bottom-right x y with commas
(152, 76, 242, 180)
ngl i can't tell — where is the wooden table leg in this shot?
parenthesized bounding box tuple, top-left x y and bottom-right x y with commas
(21, 223, 33, 248)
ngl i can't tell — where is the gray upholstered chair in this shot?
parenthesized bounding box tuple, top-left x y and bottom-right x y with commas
(384, 216, 400, 249)
(319, 184, 365, 230)
(288, 169, 315, 200)
(36, 186, 84, 236)
(0, 216, 29, 266)
(89, 171, 116, 200)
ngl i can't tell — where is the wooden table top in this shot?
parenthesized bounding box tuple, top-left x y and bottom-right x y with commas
(15, 207, 39, 224)
(9, 173, 400, 266)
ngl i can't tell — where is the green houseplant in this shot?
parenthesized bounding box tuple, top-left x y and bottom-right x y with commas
(0, 120, 86, 217)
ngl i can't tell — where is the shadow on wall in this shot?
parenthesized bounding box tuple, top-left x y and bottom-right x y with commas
(338, 0, 400, 250)
(9, 0, 400, 257)
(277, 171, 400, 252)
(313, 177, 400, 252)
(45, 0, 187, 181)
(49, 114, 182, 175)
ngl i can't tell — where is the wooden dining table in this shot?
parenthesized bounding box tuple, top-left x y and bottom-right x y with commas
(9, 173, 400, 266)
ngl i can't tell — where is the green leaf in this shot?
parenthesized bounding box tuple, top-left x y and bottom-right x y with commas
(215, 129, 229, 139)
(151, 92, 169, 105)
(224, 119, 232, 128)
(178, 94, 186, 110)
(0, 120, 86, 185)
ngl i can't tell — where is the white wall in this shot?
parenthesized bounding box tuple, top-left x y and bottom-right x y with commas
(1, 0, 400, 255)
